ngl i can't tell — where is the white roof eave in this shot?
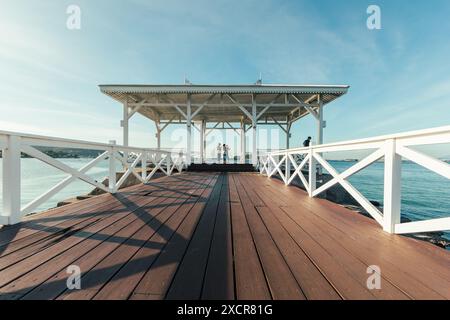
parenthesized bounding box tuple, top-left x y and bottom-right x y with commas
(99, 84, 350, 95)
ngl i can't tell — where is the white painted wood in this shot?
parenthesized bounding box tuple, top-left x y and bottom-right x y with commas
(145, 157, 167, 182)
(22, 151, 109, 216)
(287, 154, 309, 192)
(115, 153, 143, 190)
(395, 217, 450, 234)
(122, 101, 129, 166)
(240, 119, 245, 164)
(260, 125, 450, 234)
(141, 151, 148, 181)
(22, 145, 110, 194)
(252, 95, 257, 166)
(268, 154, 286, 182)
(186, 95, 192, 165)
(0, 135, 7, 149)
(396, 145, 450, 180)
(114, 152, 145, 184)
(313, 152, 384, 226)
(127, 99, 147, 119)
(308, 149, 316, 197)
(312, 148, 384, 197)
(173, 105, 187, 119)
(2, 135, 21, 224)
(0, 131, 185, 225)
(383, 139, 402, 233)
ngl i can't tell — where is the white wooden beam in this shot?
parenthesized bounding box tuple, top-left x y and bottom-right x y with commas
(191, 94, 216, 119)
(2, 135, 21, 224)
(383, 139, 402, 233)
(186, 95, 192, 165)
(252, 94, 257, 166)
(127, 99, 147, 119)
(226, 94, 253, 120)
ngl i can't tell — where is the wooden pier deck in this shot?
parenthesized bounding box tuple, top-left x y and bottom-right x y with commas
(0, 172, 448, 300)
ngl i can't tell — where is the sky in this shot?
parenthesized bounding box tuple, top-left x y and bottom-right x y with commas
(1, 0, 450, 159)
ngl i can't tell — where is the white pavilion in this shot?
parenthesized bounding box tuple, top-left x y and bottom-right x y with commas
(99, 83, 349, 166)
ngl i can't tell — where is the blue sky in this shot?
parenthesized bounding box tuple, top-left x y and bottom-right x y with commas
(1, 0, 450, 158)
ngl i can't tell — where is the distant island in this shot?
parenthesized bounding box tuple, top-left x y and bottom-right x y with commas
(0, 147, 104, 159)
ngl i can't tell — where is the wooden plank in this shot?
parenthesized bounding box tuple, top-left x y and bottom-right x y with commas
(92, 174, 219, 300)
(258, 175, 450, 299)
(256, 206, 341, 300)
(233, 174, 306, 300)
(227, 173, 271, 300)
(0, 180, 170, 271)
(0, 177, 159, 248)
(58, 172, 215, 299)
(0, 175, 174, 257)
(239, 174, 408, 299)
(201, 173, 235, 300)
(0, 174, 205, 291)
(165, 174, 224, 299)
(3, 174, 208, 299)
(130, 175, 220, 299)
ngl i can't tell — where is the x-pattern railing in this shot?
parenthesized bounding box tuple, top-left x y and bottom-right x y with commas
(0, 131, 185, 225)
(258, 126, 450, 234)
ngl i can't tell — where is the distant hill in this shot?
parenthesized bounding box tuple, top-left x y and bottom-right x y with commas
(0, 147, 104, 159)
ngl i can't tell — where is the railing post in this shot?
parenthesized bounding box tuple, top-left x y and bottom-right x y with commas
(178, 151, 184, 172)
(108, 140, 117, 193)
(166, 153, 171, 176)
(285, 152, 290, 185)
(383, 138, 402, 233)
(141, 151, 148, 181)
(2, 135, 22, 224)
(308, 147, 316, 197)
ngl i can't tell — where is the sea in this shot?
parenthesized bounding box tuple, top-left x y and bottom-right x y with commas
(0, 158, 448, 240)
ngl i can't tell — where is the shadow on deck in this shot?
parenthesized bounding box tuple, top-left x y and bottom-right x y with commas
(0, 172, 449, 300)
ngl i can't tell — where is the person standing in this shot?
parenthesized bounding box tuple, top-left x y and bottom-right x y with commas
(216, 143, 222, 163)
(303, 136, 312, 147)
(223, 144, 230, 164)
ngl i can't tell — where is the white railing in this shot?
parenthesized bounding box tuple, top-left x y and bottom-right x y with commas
(0, 131, 185, 225)
(258, 126, 450, 234)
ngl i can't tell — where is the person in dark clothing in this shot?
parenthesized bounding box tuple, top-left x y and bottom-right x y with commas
(303, 136, 312, 147)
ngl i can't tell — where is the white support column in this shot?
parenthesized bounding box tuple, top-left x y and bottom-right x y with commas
(186, 94, 192, 165)
(240, 118, 245, 164)
(155, 121, 161, 150)
(252, 95, 257, 166)
(122, 101, 129, 168)
(316, 95, 324, 175)
(383, 139, 402, 233)
(317, 95, 324, 145)
(285, 121, 291, 184)
(166, 154, 172, 176)
(108, 140, 117, 193)
(141, 151, 148, 181)
(2, 135, 21, 224)
(200, 119, 206, 163)
(308, 148, 316, 197)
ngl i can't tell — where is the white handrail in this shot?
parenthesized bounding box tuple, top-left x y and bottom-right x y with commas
(258, 126, 450, 235)
(0, 131, 186, 225)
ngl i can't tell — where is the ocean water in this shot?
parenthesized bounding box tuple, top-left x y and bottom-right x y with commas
(0, 158, 121, 214)
(0, 158, 448, 239)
